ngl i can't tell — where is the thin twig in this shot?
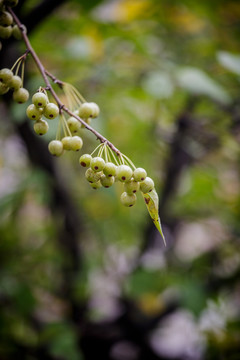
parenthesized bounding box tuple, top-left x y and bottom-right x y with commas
(8, 7, 121, 156)
(45, 69, 64, 88)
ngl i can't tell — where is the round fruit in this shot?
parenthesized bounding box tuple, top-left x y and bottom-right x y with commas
(67, 116, 80, 133)
(140, 177, 154, 193)
(116, 165, 133, 182)
(79, 154, 92, 167)
(120, 192, 137, 207)
(0, 25, 12, 39)
(78, 102, 96, 119)
(0, 82, 9, 95)
(48, 140, 63, 156)
(90, 181, 102, 190)
(69, 136, 83, 151)
(91, 157, 105, 172)
(8, 75, 22, 90)
(124, 180, 140, 194)
(100, 174, 115, 188)
(61, 136, 72, 150)
(34, 119, 49, 135)
(0, 68, 13, 84)
(85, 168, 102, 183)
(26, 104, 42, 120)
(88, 102, 100, 118)
(43, 103, 59, 119)
(12, 24, 27, 40)
(103, 162, 117, 177)
(0, 11, 13, 26)
(133, 167, 147, 182)
(32, 92, 48, 108)
(13, 87, 29, 103)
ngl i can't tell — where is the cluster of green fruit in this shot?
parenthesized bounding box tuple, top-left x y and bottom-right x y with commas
(62, 82, 100, 128)
(0, 4, 164, 238)
(79, 148, 154, 207)
(26, 90, 84, 154)
(0, 67, 29, 100)
(26, 91, 59, 135)
(0, 0, 24, 43)
(47, 100, 100, 156)
(48, 135, 83, 156)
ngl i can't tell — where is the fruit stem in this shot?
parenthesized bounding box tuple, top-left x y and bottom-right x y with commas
(45, 69, 63, 88)
(8, 7, 122, 157)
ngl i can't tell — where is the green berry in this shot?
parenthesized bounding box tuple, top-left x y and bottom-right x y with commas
(12, 24, 27, 40)
(61, 136, 72, 150)
(43, 102, 59, 119)
(116, 165, 133, 182)
(85, 168, 102, 183)
(0, 82, 9, 95)
(26, 104, 42, 120)
(13, 87, 29, 103)
(100, 174, 115, 188)
(32, 92, 48, 108)
(0, 68, 13, 84)
(0, 11, 13, 26)
(120, 192, 137, 207)
(79, 154, 92, 167)
(124, 180, 140, 194)
(133, 167, 147, 182)
(0, 25, 12, 39)
(8, 75, 22, 90)
(48, 140, 63, 156)
(90, 181, 102, 190)
(140, 177, 154, 193)
(89, 102, 100, 118)
(91, 157, 105, 172)
(78, 102, 96, 119)
(67, 116, 81, 133)
(69, 136, 83, 151)
(103, 162, 117, 177)
(33, 119, 49, 135)
(5, 0, 19, 7)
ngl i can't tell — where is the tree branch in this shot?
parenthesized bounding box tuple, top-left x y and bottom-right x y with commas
(8, 7, 122, 156)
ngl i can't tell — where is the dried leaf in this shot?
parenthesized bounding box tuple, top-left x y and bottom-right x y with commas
(142, 189, 166, 246)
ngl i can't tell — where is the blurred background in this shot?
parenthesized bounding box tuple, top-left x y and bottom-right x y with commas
(0, 0, 240, 359)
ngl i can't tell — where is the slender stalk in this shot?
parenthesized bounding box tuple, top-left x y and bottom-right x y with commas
(8, 7, 121, 156)
(45, 69, 63, 87)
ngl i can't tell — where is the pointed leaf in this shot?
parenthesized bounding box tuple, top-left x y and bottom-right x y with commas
(142, 189, 166, 246)
(217, 51, 240, 75)
(176, 67, 231, 105)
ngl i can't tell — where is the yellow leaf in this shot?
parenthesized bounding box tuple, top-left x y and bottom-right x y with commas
(115, 0, 151, 23)
(142, 189, 166, 246)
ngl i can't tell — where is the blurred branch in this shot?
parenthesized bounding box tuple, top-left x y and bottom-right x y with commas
(141, 97, 221, 254)
(80, 297, 180, 360)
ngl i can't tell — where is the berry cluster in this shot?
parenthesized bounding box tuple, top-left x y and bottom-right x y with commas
(46, 83, 100, 156)
(0, 67, 29, 101)
(0, 10, 163, 236)
(62, 82, 100, 128)
(26, 90, 59, 135)
(79, 143, 154, 207)
(0, 0, 24, 44)
(26, 87, 85, 156)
